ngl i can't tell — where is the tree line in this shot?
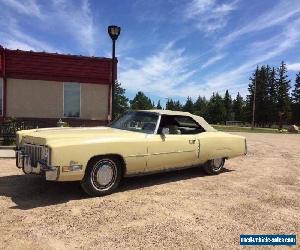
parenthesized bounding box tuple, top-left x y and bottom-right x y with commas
(247, 61, 300, 126)
(113, 61, 300, 126)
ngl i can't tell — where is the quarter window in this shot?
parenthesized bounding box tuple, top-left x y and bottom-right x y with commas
(158, 115, 205, 134)
(64, 82, 80, 118)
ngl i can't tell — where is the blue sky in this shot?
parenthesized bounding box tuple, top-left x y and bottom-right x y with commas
(1, 0, 300, 107)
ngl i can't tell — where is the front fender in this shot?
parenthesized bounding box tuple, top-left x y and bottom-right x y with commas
(49, 139, 147, 181)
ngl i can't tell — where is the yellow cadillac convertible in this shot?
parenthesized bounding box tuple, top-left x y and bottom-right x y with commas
(15, 110, 247, 196)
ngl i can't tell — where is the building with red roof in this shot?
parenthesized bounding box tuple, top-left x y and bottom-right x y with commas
(0, 46, 115, 127)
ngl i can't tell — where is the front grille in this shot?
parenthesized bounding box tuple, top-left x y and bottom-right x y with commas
(24, 144, 43, 167)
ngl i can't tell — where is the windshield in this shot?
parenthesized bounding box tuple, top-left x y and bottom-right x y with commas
(111, 111, 159, 134)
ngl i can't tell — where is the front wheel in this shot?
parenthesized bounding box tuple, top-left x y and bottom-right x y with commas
(203, 158, 225, 175)
(81, 157, 122, 196)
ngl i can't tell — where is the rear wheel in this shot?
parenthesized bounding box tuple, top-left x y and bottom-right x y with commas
(81, 157, 122, 196)
(203, 158, 225, 175)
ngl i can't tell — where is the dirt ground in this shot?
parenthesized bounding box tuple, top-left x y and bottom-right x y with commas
(0, 133, 299, 250)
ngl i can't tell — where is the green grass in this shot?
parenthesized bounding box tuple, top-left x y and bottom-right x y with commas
(212, 125, 296, 134)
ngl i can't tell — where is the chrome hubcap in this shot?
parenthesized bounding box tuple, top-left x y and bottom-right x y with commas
(91, 159, 117, 191)
(212, 158, 224, 171)
(96, 164, 114, 186)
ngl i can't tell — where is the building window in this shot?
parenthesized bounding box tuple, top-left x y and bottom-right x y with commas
(0, 78, 3, 116)
(64, 82, 80, 118)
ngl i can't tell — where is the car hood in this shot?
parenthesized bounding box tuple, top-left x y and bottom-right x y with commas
(21, 126, 146, 146)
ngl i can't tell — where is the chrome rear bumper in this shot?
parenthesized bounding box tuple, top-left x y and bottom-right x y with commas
(16, 149, 58, 181)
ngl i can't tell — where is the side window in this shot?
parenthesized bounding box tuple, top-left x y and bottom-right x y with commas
(158, 115, 180, 134)
(158, 115, 205, 135)
(174, 116, 199, 127)
(64, 82, 80, 118)
(174, 116, 205, 134)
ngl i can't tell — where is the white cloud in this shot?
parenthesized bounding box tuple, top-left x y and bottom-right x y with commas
(120, 42, 239, 98)
(184, 0, 215, 19)
(218, 0, 300, 47)
(50, 0, 98, 55)
(0, 0, 42, 18)
(0, 17, 58, 52)
(213, 3, 236, 13)
(2, 34, 57, 52)
(120, 17, 300, 99)
(184, 0, 238, 32)
(0, 0, 98, 55)
(188, 18, 300, 97)
(2, 39, 36, 51)
(287, 63, 300, 72)
(120, 42, 197, 97)
(201, 54, 225, 69)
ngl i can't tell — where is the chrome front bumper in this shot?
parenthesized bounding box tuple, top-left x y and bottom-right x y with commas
(16, 149, 58, 181)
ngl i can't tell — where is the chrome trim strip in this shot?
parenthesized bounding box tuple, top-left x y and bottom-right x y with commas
(126, 149, 195, 158)
(127, 153, 149, 158)
(152, 150, 195, 155)
(153, 114, 161, 135)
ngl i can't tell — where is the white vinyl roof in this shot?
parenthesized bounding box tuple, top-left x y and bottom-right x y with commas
(140, 109, 216, 132)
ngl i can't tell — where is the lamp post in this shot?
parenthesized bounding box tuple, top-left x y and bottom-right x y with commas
(108, 25, 121, 120)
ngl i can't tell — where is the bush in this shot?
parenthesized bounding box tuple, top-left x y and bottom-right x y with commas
(1, 118, 17, 145)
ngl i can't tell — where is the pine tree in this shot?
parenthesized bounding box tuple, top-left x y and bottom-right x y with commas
(113, 81, 129, 120)
(223, 90, 233, 122)
(130, 91, 153, 110)
(276, 61, 291, 123)
(183, 97, 194, 113)
(246, 66, 259, 124)
(292, 72, 300, 124)
(292, 72, 300, 102)
(174, 100, 183, 111)
(266, 67, 277, 126)
(232, 92, 244, 121)
(193, 96, 207, 117)
(166, 98, 175, 110)
(156, 100, 162, 109)
(257, 65, 270, 126)
(247, 66, 270, 126)
(206, 93, 226, 124)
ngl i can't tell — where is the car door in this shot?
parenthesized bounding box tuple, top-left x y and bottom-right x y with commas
(146, 133, 198, 172)
(145, 114, 201, 172)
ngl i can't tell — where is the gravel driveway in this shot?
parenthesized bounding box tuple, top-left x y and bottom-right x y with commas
(0, 133, 299, 249)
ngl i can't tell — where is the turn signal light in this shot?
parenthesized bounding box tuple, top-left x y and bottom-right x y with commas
(62, 165, 82, 172)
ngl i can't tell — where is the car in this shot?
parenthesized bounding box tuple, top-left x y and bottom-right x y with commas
(15, 110, 247, 196)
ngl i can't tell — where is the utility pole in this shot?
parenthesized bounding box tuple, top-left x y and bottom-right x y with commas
(251, 69, 257, 129)
(164, 97, 169, 110)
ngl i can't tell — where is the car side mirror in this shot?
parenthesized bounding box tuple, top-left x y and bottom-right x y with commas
(160, 127, 169, 140)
